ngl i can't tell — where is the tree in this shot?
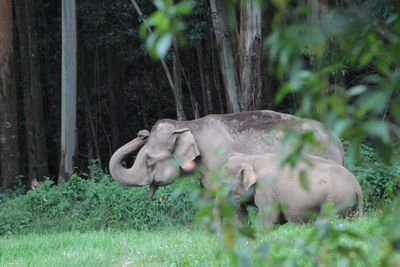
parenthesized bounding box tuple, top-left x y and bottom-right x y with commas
(209, 0, 263, 112)
(238, 0, 262, 110)
(106, 47, 124, 152)
(59, 0, 77, 181)
(14, 0, 49, 184)
(209, 0, 241, 112)
(0, 0, 20, 188)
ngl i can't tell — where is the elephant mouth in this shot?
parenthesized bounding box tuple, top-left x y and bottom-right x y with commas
(149, 182, 159, 200)
(149, 180, 176, 199)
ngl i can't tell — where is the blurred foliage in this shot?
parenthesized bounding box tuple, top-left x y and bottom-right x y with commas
(139, 0, 192, 58)
(266, 0, 400, 165)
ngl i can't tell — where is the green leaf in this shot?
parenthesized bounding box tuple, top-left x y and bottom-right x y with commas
(299, 170, 310, 192)
(347, 85, 366, 96)
(146, 32, 157, 48)
(356, 91, 388, 117)
(361, 120, 390, 142)
(391, 95, 400, 120)
(151, 12, 169, 32)
(222, 223, 236, 249)
(376, 139, 393, 165)
(333, 118, 353, 137)
(155, 33, 173, 58)
(139, 23, 149, 39)
(153, 0, 166, 10)
(275, 84, 292, 103)
(272, 0, 288, 11)
(238, 226, 256, 239)
(175, 1, 192, 14)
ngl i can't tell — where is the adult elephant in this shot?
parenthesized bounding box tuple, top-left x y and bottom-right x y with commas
(109, 110, 344, 198)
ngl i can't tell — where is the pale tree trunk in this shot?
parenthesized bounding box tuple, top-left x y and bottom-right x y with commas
(238, 0, 262, 110)
(16, 0, 49, 183)
(308, 0, 321, 22)
(209, 0, 241, 113)
(0, 0, 20, 188)
(59, 0, 77, 182)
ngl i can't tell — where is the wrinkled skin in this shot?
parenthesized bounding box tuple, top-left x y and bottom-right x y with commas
(223, 153, 363, 227)
(109, 110, 345, 202)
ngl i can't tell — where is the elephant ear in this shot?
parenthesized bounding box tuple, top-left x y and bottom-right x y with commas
(240, 163, 257, 191)
(171, 128, 200, 168)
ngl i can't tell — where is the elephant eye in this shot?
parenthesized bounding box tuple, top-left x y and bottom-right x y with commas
(146, 155, 157, 166)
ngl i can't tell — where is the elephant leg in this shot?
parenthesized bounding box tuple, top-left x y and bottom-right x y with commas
(255, 191, 282, 228)
(235, 203, 249, 224)
(258, 205, 281, 228)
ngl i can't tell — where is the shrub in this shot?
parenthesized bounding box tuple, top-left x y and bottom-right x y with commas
(0, 164, 197, 236)
(345, 142, 400, 210)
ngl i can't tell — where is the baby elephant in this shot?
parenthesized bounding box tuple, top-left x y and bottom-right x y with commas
(223, 153, 363, 226)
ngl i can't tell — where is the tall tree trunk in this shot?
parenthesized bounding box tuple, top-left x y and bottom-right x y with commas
(209, 24, 225, 113)
(80, 46, 101, 164)
(261, 5, 274, 109)
(307, 0, 329, 98)
(238, 0, 262, 111)
(209, 0, 241, 113)
(59, 0, 77, 181)
(107, 47, 124, 152)
(196, 45, 210, 115)
(14, 0, 29, 180)
(0, 0, 20, 188)
(17, 0, 49, 183)
(172, 41, 185, 121)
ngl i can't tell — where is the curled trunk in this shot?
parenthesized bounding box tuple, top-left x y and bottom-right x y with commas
(109, 130, 151, 186)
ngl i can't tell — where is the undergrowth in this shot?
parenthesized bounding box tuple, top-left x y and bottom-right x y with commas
(344, 142, 400, 210)
(0, 169, 197, 236)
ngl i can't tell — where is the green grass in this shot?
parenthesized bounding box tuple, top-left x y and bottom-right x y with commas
(0, 227, 226, 267)
(0, 216, 386, 267)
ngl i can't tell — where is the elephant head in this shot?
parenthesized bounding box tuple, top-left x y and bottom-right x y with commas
(222, 155, 257, 201)
(109, 123, 200, 197)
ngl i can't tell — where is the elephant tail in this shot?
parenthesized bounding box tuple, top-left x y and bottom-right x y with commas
(355, 189, 364, 217)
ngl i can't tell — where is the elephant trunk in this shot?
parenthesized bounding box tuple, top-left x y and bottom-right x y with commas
(109, 130, 151, 186)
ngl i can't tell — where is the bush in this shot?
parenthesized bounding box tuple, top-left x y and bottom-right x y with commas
(345, 142, 400, 210)
(0, 164, 197, 236)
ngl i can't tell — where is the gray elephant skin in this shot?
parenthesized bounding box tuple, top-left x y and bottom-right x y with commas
(223, 152, 363, 226)
(109, 110, 344, 197)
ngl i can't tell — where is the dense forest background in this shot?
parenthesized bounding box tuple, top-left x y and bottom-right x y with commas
(0, 0, 397, 188)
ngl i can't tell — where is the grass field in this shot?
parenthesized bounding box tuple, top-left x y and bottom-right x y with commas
(0, 216, 386, 267)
